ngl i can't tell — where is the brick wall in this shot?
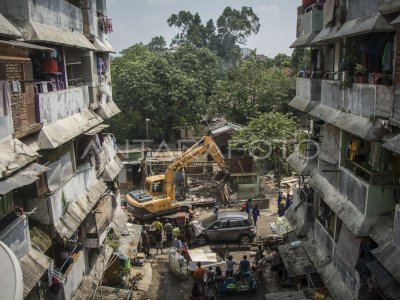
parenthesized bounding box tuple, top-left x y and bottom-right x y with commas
(0, 63, 28, 133)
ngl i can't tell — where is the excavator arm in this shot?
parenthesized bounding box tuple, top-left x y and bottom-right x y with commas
(163, 136, 228, 199)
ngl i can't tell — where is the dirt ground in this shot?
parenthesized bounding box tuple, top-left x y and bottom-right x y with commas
(132, 174, 296, 300)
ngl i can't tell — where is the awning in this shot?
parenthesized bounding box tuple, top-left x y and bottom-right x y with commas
(0, 13, 22, 38)
(277, 244, 316, 277)
(96, 100, 121, 119)
(84, 123, 110, 135)
(211, 123, 242, 136)
(391, 14, 400, 27)
(103, 157, 124, 182)
(93, 38, 116, 53)
(302, 240, 354, 300)
(17, 21, 96, 50)
(287, 151, 316, 176)
(372, 241, 400, 284)
(383, 133, 400, 155)
(366, 259, 400, 299)
(0, 163, 48, 195)
(265, 291, 314, 300)
(308, 171, 375, 236)
(34, 110, 104, 149)
(311, 25, 340, 45)
(289, 96, 319, 113)
(285, 206, 311, 237)
(55, 179, 108, 241)
(290, 32, 319, 48)
(19, 248, 53, 298)
(0, 40, 53, 51)
(72, 245, 128, 300)
(334, 13, 393, 39)
(0, 138, 39, 180)
(309, 105, 385, 141)
(117, 223, 142, 260)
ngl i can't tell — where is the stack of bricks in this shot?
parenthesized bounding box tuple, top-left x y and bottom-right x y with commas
(0, 63, 28, 133)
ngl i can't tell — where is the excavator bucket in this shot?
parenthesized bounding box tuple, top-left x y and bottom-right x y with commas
(213, 170, 230, 183)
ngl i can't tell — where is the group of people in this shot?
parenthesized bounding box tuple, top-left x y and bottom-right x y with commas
(241, 198, 261, 226)
(139, 217, 184, 257)
(277, 191, 293, 217)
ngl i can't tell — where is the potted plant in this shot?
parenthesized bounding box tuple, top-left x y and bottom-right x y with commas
(354, 64, 367, 83)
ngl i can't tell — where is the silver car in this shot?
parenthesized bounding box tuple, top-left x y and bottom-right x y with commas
(195, 211, 256, 245)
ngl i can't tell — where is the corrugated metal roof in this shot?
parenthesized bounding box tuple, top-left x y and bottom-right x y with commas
(84, 123, 110, 135)
(33, 110, 104, 149)
(102, 157, 123, 182)
(18, 21, 96, 50)
(211, 122, 242, 136)
(19, 248, 53, 298)
(96, 100, 121, 119)
(55, 179, 108, 241)
(0, 163, 48, 195)
(30, 227, 52, 253)
(0, 13, 22, 38)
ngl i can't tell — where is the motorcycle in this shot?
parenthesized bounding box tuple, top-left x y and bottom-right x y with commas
(217, 271, 257, 295)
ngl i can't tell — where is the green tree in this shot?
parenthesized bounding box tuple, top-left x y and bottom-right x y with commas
(210, 54, 295, 123)
(272, 53, 291, 68)
(110, 44, 223, 142)
(232, 112, 297, 156)
(291, 48, 310, 74)
(147, 36, 167, 52)
(167, 6, 260, 63)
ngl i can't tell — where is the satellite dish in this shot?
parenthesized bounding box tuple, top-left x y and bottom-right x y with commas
(0, 241, 23, 300)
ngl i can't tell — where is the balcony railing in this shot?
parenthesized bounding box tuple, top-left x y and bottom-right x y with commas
(296, 77, 322, 102)
(321, 80, 393, 119)
(36, 86, 90, 125)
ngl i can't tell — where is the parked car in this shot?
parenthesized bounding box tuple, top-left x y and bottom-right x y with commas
(194, 211, 256, 245)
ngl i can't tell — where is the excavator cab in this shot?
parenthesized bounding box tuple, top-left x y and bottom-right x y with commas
(144, 175, 165, 197)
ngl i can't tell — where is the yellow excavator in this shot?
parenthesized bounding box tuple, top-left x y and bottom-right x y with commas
(126, 136, 229, 220)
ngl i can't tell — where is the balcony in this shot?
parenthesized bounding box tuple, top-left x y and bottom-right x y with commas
(326, 166, 398, 217)
(292, 4, 323, 47)
(36, 86, 90, 125)
(290, 78, 321, 112)
(320, 80, 393, 119)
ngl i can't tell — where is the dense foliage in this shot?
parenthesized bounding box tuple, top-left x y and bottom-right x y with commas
(109, 7, 302, 142)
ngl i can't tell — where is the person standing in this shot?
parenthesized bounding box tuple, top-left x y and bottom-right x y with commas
(141, 229, 150, 258)
(163, 220, 173, 247)
(213, 205, 220, 216)
(239, 255, 251, 276)
(245, 198, 252, 215)
(152, 217, 163, 231)
(285, 193, 293, 210)
(155, 228, 163, 255)
(225, 253, 237, 277)
(193, 262, 205, 284)
(251, 205, 260, 226)
(256, 255, 265, 282)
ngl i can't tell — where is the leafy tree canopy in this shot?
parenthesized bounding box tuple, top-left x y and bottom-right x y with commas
(209, 54, 295, 124)
(231, 112, 297, 159)
(168, 6, 260, 63)
(110, 43, 223, 142)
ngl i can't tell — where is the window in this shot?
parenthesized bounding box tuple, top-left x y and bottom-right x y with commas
(0, 193, 13, 217)
(152, 180, 164, 193)
(229, 219, 244, 228)
(212, 220, 228, 229)
(203, 215, 218, 228)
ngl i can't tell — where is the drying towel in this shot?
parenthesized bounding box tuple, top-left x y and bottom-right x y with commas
(0, 81, 11, 116)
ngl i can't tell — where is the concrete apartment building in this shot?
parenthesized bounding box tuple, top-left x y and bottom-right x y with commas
(287, 0, 400, 299)
(0, 0, 123, 299)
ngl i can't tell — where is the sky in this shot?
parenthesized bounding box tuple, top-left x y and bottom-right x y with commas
(107, 0, 299, 58)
